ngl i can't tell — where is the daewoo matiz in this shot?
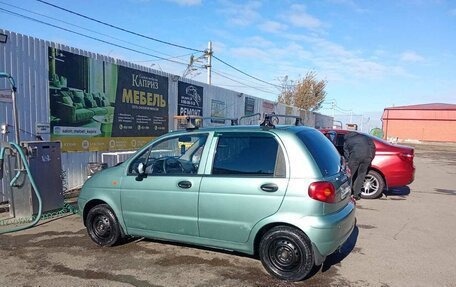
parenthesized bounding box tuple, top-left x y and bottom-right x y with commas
(79, 120, 356, 281)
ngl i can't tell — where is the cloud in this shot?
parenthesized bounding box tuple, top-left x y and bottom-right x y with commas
(258, 20, 288, 33)
(245, 36, 274, 48)
(230, 47, 269, 60)
(400, 51, 425, 62)
(212, 41, 227, 54)
(283, 4, 324, 30)
(218, 0, 262, 26)
(327, 0, 368, 13)
(449, 8, 456, 16)
(281, 33, 397, 80)
(165, 0, 202, 5)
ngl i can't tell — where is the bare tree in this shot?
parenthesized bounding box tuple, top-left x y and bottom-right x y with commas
(278, 72, 327, 111)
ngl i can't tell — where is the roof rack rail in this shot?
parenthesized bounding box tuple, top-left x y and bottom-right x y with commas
(173, 116, 239, 131)
(260, 113, 303, 128)
(201, 117, 239, 126)
(239, 113, 262, 125)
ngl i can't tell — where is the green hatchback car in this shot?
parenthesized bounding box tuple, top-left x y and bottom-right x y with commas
(78, 124, 356, 281)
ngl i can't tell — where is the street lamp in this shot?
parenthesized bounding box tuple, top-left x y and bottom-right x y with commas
(0, 33, 8, 44)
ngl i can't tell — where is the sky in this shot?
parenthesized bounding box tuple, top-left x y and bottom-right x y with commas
(1, 0, 455, 124)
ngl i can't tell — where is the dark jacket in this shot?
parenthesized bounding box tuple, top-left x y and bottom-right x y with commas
(343, 132, 376, 162)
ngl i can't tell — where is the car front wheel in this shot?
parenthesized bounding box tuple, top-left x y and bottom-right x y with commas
(361, 170, 385, 199)
(86, 204, 123, 246)
(259, 226, 314, 281)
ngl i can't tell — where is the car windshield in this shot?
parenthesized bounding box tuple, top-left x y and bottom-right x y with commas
(297, 129, 341, 176)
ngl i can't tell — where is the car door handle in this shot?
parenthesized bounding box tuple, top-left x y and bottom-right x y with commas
(260, 183, 278, 192)
(178, 181, 192, 189)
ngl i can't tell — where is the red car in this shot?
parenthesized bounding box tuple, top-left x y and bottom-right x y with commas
(320, 129, 415, 199)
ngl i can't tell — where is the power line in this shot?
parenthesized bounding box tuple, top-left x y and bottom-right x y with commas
(0, 1, 197, 61)
(0, 8, 192, 66)
(212, 67, 280, 89)
(35, 0, 280, 90)
(212, 70, 277, 95)
(212, 55, 281, 89)
(36, 0, 205, 53)
(212, 69, 277, 93)
(132, 52, 196, 63)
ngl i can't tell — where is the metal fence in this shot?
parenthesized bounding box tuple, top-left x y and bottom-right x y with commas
(0, 29, 332, 201)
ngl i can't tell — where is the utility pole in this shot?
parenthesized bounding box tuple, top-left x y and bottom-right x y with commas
(206, 41, 212, 85)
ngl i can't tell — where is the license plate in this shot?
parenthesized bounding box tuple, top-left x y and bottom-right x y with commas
(340, 183, 351, 199)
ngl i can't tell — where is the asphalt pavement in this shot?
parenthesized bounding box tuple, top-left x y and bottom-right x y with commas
(0, 144, 455, 287)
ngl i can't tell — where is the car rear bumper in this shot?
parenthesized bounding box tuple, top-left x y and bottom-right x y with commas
(385, 165, 415, 187)
(301, 200, 356, 257)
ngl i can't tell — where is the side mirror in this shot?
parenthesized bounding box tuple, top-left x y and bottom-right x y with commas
(137, 162, 145, 175)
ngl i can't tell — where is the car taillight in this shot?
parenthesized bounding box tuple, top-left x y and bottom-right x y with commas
(308, 182, 336, 203)
(399, 153, 414, 162)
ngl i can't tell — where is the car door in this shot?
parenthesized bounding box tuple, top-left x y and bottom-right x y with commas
(120, 133, 209, 236)
(198, 131, 289, 243)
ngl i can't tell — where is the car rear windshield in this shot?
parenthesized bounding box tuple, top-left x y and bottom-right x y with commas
(297, 129, 341, 176)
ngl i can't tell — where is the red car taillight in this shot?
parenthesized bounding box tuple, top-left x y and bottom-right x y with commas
(308, 182, 336, 203)
(399, 152, 414, 162)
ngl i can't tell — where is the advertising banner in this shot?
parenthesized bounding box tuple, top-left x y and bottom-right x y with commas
(211, 99, 226, 124)
(285, 106, 294, 124)
(49, 48, 169, 152)
(177, 81, 203, 116)
(262, 101, 275, 115)
(244, 96, 255, 116)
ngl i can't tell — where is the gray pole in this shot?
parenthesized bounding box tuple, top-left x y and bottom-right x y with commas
(1, 73, 20, 144)
(11, 88, 20, 145)
(207, 41, 212, 85)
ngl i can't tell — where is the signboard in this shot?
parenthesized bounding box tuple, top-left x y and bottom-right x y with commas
(35, 123, 50, 135)
(262, 101, 275, 115)
(0, 90, 12, 103)
(244, 97, 255, 116)
(49, 48, 169, 152)
(177, 81, 203, 116)
(211, 99, 226, 124)
(285, 106, 293, 125)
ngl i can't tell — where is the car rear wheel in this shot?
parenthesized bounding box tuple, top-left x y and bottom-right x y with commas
(361, 170, 385, 199)
(86, 204, 123, 246)
(259, 226, 314, 281)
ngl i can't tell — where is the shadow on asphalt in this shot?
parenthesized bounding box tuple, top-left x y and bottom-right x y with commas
(319, 226, 359, 273)
(435, 188, 456, 196)
(384, 186, 411, 198)
(137, 225, 361, 282)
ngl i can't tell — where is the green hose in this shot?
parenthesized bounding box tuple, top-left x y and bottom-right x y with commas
(0, 142, 43, 234)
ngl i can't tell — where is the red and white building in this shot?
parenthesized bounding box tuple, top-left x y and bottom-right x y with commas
(382, 103, 456, 142)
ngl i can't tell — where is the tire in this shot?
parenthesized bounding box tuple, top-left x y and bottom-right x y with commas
(85, 204, 123, 246)
(361, 170, 385, 199)
(259, 226, 314, 281)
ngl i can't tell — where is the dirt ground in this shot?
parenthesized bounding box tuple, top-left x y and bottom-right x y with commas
(1, 144, 455, 287)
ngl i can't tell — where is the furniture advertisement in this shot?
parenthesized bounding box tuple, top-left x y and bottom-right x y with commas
(49, 48, 169, 152)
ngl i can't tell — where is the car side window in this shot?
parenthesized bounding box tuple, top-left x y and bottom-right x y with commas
(212, 134, 285, 177)
(129, 134, 208, 176)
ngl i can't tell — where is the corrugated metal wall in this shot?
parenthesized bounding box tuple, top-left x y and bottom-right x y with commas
(0, 29, 332, 202)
